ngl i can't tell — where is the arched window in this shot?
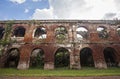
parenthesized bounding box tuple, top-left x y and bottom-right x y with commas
(54, 48, 69, 68)
(97, 26, 108, 39)
(34, 27, 47, 39)
(117, 26, 120, 36)
(76, 26, 88, 40)
(13, 26, 26, 37)
(55, 26, 68, 42)
(0, 27, 5, 39)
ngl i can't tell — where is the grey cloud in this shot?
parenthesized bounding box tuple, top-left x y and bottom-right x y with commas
(103, 13, 117, 19)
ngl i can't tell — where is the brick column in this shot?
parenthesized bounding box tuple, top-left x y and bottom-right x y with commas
(70, 47, 81, 69)
(91, 45, 107, 69)
(44, 45, 54, 70)
(17, 44, 32, 70)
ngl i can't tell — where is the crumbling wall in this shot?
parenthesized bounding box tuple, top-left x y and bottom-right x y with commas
(0, 20, 120, 69)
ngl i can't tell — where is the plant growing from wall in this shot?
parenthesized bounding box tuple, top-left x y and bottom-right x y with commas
(0, 20, 14, 46)
(55, 26, 67, 43)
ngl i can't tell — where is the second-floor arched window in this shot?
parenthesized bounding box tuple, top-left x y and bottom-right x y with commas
(13, 26, 26, 37)
(55, 26, 68, 41)
(97, 26, 108, 39)
(76, 26, 88, 40)
(34, 27, 47, 39)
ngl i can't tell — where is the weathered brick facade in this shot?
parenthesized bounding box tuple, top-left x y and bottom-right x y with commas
(0, 20, 120, 69)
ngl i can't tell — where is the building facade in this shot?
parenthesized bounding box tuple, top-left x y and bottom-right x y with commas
(0, 20, 120, 69)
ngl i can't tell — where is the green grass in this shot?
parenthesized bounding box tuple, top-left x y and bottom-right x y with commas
(0, 67, 120, 77)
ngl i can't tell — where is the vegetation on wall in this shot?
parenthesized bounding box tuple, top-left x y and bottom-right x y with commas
(30, 49, 44, 68)
(0, 21, 13, 57)
(55, 26, 68, 43)
(0, 21, 14, 46)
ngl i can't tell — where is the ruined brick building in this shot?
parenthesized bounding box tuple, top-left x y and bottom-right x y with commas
(0, 20, 120, 70)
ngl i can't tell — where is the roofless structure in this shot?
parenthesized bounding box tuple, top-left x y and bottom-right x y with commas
(0, 20, 120, 69)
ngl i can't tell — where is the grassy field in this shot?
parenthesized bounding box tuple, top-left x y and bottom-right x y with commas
(0, 67, 120, 77)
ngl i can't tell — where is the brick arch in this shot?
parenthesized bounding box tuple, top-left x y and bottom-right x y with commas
(30, 47, 45, 54)
(29, 46, 47, 56)
(96, 25, 109, 39)
(97, 25, 107, 29)
(54, 26, 68, 42)
(77, 25, 89, 31)
(33, 26, 48, 31)
(54, 47, 70, 68)
(76, 25, 90, 40)
(12, 24, 28, 30)
(29, 48, 45, 68)
(103, 47, 118, 67)
(76, 23, 90, 31)
(53, 47, 70, 55)
(7, 48, 20, 52)
(32, 26, 47, 38)
(79, 47, 95, 67)
(54, 25, 69, 33)
(96, 25, 109, 33)
(103, 46, 119, 58)
(12, 26, 26, 37)
(96, 25, 109, 31)
(5, 48, 20, 68)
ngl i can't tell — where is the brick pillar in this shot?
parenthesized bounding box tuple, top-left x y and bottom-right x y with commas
(44, 45, 54, 70)
(118, 62, 120, 67)
(17, 44, 31, 70)
(91, 45, 107, 69)
(44, 62, 54, 70)
(94, 60, 107, 69)
(115, 47, 120, 67)
(69, 48, 74, 69)
(70, 47, 81, 69)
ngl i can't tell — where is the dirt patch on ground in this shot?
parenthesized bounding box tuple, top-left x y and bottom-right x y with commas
(0, 76, 120, 79)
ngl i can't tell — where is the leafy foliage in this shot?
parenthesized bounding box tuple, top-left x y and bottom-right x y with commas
(30, 49, 44, 68)
(0, 21, 13, 46)
(55, 48, 69, 68)
(55, 26, 67, 43)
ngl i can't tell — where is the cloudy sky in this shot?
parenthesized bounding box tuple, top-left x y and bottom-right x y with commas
(0, 0, 120, 20)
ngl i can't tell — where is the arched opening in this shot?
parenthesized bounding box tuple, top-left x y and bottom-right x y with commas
(80, 47, 94, 67)
(30, 48, 44, 68)
(76, 26, 88, 40)
(13, 26, 26, 37)
(5, 48, 20, 68)
(0, 27, 5, 40)
(54, 48, 70, 68)
(117, 26, 120, 36)
(55, 26, 68, 42)
(34, 27, 47, 39)
(97, 26, 108, 39)
(103, 47, 117, 67)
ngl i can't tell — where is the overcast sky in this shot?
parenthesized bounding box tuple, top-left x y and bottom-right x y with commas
(0, 0, 120, 20)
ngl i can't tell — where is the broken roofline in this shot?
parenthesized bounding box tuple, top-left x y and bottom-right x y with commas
(0, 20, 120, 24)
